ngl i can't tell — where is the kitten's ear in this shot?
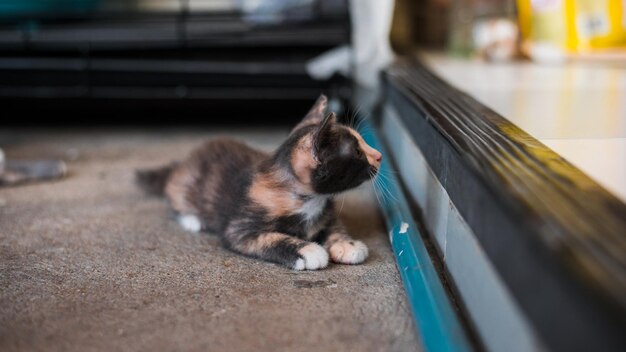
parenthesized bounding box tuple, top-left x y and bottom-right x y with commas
(293, 94, 327, 130)
(314, 112, 337, 152)
(317, 111, 336, 134)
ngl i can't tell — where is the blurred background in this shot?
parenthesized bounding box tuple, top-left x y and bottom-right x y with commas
(1, 0, 625, 123)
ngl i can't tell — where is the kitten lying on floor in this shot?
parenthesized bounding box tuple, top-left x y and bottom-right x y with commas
(136, 95, 382, 270)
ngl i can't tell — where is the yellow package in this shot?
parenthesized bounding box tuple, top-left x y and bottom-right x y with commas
(517, 0, 626, 56)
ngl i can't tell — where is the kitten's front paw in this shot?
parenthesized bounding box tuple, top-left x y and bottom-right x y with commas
(294, 243, 329, 270)
(329, 240, 368, 264)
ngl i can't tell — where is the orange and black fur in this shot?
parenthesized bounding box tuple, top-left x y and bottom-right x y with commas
(136, 95, 382, 270)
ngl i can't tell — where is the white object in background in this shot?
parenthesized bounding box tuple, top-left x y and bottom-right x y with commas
(307, 0, 395, 88)
(0, 148, 4, 174)
(191, 0, 236, 12)
(306, 46, 352, 80)
(523, 42, 567, 64)
(240, 0, 314, 23)
(472, 18, 519, 62)
(138, 0, 236, 12)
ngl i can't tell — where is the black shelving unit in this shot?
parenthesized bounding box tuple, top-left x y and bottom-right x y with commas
(0, 0, 350, 124)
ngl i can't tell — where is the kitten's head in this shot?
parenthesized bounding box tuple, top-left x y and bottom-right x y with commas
(289, 95, 382, 195)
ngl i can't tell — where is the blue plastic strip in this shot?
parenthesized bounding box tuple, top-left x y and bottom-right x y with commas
(359, 119, 473, 352)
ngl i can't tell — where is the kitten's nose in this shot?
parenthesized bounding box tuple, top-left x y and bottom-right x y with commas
(371, 150, 382, 164)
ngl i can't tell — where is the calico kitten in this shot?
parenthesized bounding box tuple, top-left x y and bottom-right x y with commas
(136, 95, 382, 270)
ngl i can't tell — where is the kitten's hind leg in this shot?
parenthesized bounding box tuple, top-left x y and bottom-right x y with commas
(177, 214, 203, 233)
(321, 232, 369, 265)
(231, 232, 329, 270)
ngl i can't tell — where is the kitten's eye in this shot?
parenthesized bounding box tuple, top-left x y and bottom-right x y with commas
(355, 148, 363, 157)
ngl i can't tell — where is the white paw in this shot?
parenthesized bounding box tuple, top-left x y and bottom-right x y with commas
(294, 243, 329, 270)
(178, 214, 202, 233)
(329, 240, 368, 264)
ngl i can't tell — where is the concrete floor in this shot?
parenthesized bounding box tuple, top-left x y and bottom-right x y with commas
(0, 128, 420, 352)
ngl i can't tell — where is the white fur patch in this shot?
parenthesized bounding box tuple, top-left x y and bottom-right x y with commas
(178, 214, 202, 233)
(329, 240, 369, 265)
(296, 243, 329, 270)
(293, 258, 305, 271)
(298, 196, 329, 222)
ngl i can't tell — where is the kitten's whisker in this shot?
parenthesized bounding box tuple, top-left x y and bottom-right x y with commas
(377, 171, 397, 184)
(354, 114, 369, 132)
(354, 107, 373, 126)
(375, 177, 392, 204)
(373, 173, 392, 205)
(380, 168, 398, 175)
(369, 171, 383, 207)
(375, 169, 400, 192)
(355, 120, 376, 135)
(339, 193, 346, 215)
(353, 103, 363, 121)
(381, 183, 398, 203)
(374, 172, 398, 204)
(372, 176, 383, 203)
(371, 184, 381, 206)
(348, 105, 361, 128)
(357, 127, 374, 136)
(347, 107, 355, 128)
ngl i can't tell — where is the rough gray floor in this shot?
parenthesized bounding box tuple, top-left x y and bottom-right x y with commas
(0, 129, 420, 352)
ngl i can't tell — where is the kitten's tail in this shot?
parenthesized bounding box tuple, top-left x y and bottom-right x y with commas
(135, 163, 177, 196)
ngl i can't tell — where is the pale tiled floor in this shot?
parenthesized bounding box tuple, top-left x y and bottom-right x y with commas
(422, 53, 626, 203)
